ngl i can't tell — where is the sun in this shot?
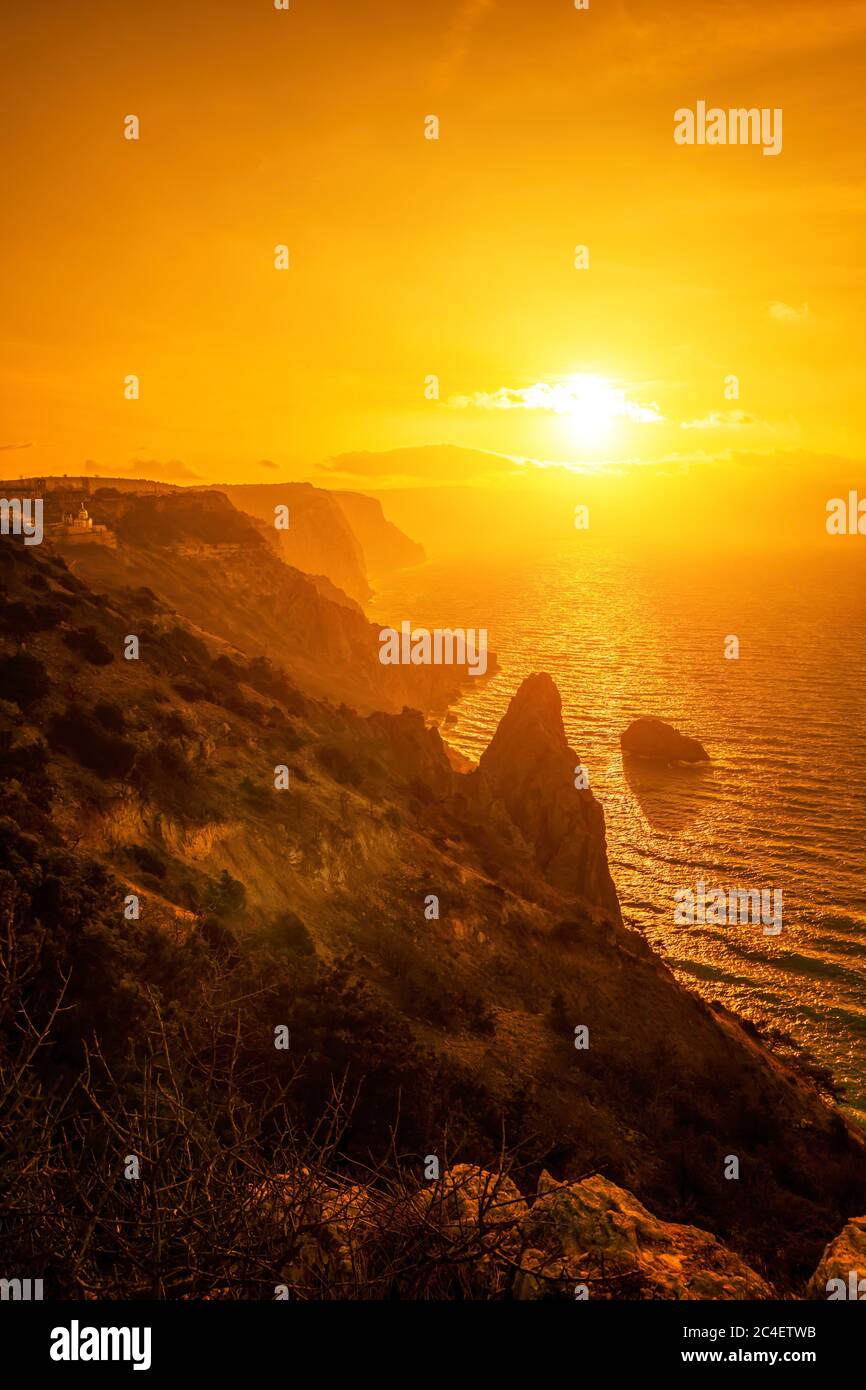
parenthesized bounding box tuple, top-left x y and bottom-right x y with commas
(559, 374, 620, 449)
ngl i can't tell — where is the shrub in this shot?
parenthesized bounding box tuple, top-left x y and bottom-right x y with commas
(240, 776, 271, 812)
(1, 600, 39, 638)
(48, 704, 136, 779)
(56, 571, 85, 593)
(31, 603, 66, 631)
(158, 709, 192, 738)
(212, 655, 241, 681)
(0, 652, 51, 710)
(271, 910, 316, 956)
(203, 869, 246, 920)
(316, 744, 362, 787)
(244, 656, 307, 716)
(278, 721, 304, 753)
(172, 679, 209, 703)
(62, 627, 114, 666)
(198, 914, 239, 959)
(93, 699, 127, 733)
(127, 843, 167, 879)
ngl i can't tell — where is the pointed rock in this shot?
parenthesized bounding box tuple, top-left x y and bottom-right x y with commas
(476, 673, 620, 919)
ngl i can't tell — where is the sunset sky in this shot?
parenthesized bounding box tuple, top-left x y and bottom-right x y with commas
(2, 0, 865, 494)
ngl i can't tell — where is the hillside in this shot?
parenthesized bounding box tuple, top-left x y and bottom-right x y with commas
(42, 489, 482, 715)
(198, 481, 372, 604)
(2, 532, 865, 1298)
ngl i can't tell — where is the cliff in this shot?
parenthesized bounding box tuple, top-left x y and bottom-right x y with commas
(330, 490, 425, 578)
(198, 482, 372, 604)
(54, 490, 480, 716)
(2, 534, 866, 1297)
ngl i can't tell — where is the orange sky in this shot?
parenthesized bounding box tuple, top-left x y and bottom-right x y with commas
(2, 0, 865, 492)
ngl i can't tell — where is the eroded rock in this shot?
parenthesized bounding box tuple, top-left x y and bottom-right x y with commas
(620, 716, 709, 763)
(474, 673, 621, 919)
(806, 1216, 866, 1299)
(516, 1171, 773, 1300)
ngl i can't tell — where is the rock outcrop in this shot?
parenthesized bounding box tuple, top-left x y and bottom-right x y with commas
(474, 673, 621, 919)
(516, 1171, 773, 1300)
(258, 1163, 771, 1300)
(620, 716, 709, 763)
(366, 706, 454, 799)
(806, 1216, 866, 1299)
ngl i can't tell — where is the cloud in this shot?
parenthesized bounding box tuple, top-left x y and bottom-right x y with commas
(681, 410, 756, 430)
(0, 441, 33, 451)
(257, 458, 278, 470)
(769, 301, 809, 324)
(680, 412, 801, 447)
(124, 457, 201, 480)
(319, 444, 519, 483)
(450, 374, 664, 424)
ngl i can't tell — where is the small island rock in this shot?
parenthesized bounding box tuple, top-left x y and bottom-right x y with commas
(620, 716, 709, 763)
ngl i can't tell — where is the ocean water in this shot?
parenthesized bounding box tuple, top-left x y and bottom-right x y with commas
(371, 542, 866, 1120)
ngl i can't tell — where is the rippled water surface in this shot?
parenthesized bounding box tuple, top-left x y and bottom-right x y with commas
(372, 543, 866, 1118)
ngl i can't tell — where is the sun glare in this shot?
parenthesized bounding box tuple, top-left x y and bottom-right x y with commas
(561, 374, 619, 448)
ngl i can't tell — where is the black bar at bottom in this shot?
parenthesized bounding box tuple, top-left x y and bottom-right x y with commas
(0, 1298, 857, 1377)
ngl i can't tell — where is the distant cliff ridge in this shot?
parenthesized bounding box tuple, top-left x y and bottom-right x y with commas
(3, 475, 426, 609)
(330, 490, 425, 578)
(198, 482, 371, 604)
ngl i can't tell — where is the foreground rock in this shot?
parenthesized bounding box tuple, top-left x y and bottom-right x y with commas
(621, 716, 709, 763)
(516, 1172, 773, 1300)
(806, 1216, 866, 1299)
(259, 1164, 772, 1299)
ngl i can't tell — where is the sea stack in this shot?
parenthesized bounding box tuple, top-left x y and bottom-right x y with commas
(476, 672, 622, 921)
(620, 716, 710, 764)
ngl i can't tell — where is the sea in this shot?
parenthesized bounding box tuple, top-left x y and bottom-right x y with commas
(371, 541, 866, 1121)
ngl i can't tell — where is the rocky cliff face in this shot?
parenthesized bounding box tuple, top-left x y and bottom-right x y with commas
(198, 482, 372, 604)
(473, 673, 621, 921)
(331, 490, 425, 578)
